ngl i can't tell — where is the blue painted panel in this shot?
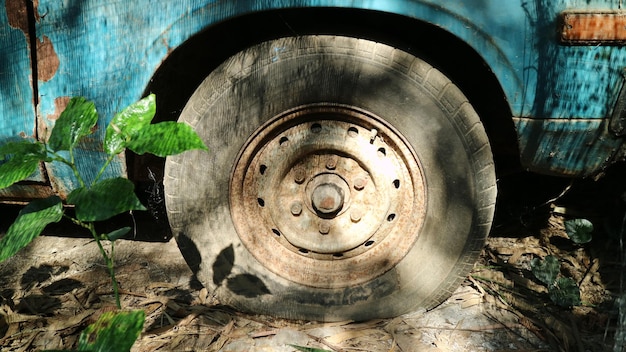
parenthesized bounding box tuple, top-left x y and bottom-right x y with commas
(515, 117, 623, 176)
(39, 0, 625, 124)
(4, 0, 623, 193)
(0, 2, 34, 141)
(0, 0, 48, 188)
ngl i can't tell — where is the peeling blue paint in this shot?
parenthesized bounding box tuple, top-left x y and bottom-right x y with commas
(0, 4, 35, 142)
(515, 118, 622, 176)
(2, 0, 626, 198)
(0, 1, 45, 186)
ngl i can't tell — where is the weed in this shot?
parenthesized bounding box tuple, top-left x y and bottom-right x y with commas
(529, 218, 593, 307)
(0, 94, 207, 351)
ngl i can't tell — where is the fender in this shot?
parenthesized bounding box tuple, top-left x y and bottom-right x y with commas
(2, 0, 626, 198)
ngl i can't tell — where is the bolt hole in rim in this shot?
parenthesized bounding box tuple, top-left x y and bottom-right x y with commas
(230, 104, 426, 288)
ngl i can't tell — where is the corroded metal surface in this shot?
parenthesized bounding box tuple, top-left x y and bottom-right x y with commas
(514, 117, 623, 177)
(3, 0, 626, 201)
(561, 11, 626, 44)
(230, 104, 426, 288)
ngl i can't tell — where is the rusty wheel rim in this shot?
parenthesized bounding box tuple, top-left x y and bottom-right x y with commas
(230, 104, 426, 288)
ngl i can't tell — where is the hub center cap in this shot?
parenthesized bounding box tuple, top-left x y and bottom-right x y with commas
(306, 173, 350, 218)
(311, 183, 344, 215)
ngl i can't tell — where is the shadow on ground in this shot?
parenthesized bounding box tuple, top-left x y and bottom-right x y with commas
(0, 163, 625, 351)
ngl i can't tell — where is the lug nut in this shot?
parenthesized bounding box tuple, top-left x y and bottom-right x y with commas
(350, 209, 362, 222)
(311, 183, 344, 214)
(319, 222, 330, 235)
(325, 157, 337, 170)
(353, 177, 367, 190)
(290, 202, 302, 216)
(294, 167, 306, 184)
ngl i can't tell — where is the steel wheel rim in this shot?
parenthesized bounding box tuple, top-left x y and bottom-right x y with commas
(230, 104, 426, 288)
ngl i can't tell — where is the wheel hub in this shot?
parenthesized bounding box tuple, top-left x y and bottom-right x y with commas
(311, 182, 344, 215)
(230, 104, 426, 288)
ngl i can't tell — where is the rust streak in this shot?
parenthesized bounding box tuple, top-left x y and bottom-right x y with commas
(5, 0, 39, 36)
(36, 35, 59, 82)
(6, 0, 43, 115)
(46, 96, 71, 121)
(40, 96, 70, 141)
(5, 0, 29, 34)
(561, 11, 626, 44)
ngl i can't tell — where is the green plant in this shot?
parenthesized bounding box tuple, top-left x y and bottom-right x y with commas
(564, 218, 593, 244)
(528, 218, 594, 307)
(78, 310, 145, 352)
(43, 310, 146, 352)
(530, 255, 581, 307)
(0, 94, 207, 350)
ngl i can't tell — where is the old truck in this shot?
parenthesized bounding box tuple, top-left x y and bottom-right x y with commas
(2, 0, 625, 321)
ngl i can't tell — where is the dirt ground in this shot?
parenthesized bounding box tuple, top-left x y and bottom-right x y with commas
(1, 165, 625, 351)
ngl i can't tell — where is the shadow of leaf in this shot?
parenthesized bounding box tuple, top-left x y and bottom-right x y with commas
(20, 264, 69, 290)
(226, 274, 270, 298)
(212, 244, 234, 286)
(0, 288, 14, 306)
(42, 278, 84, 295)
(16, 294, 61, 315)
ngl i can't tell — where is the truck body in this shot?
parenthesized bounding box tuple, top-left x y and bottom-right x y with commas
(2, 0, 626, 199)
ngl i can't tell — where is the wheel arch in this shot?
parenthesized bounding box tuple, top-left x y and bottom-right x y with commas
(163, 35, 498, 320)
(131, 7, 520, 185)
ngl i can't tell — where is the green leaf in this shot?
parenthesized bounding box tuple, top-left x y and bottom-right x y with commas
(564, 218, 593, 244)
(67, 178, 146, 222)
(126, 121, 208, 157)
(104, 227, 131, 242)
(104, 94, 156, 155)
(289, 345, 332, 352)
(77, 309, 145, 352)
(531, 255, 560, 286)
(0, 156, 42, 189)
(0, 196, 63, 262)
(48, 97, 98, 152)
(0, 141, 48, 189)
(0, 139, 45, 158)
(549, 277, 581, 307)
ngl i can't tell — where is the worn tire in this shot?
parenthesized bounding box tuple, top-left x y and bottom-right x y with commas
(164, 36, 496, 321)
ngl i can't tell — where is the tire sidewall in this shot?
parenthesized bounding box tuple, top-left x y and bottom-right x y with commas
(165, 36, 495, 321)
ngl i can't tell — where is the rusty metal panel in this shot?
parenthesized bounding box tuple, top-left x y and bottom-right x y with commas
(514, 117, 623, 177)
(25, 0, 626, 181)
(0, 1, 34, 143)
(0, 0, 53, 199)
(33, 0, 232, 195)
(611, 77, 626, 136)
(561, 11, 626, 44)
(0, 0, 624, 196)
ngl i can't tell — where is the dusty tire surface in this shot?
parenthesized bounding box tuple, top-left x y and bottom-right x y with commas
(164, 36, 496, 321)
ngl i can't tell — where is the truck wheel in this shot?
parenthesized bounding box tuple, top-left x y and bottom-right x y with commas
(164, 36, 496, 321)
